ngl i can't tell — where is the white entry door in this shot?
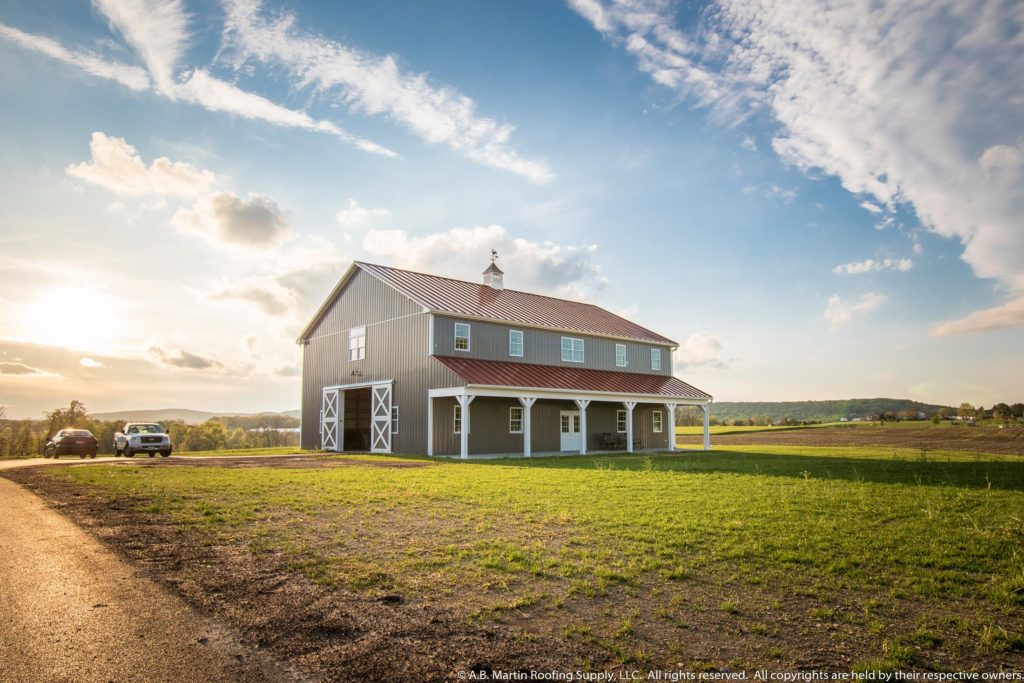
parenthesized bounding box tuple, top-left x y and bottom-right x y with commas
(559, 411, 581, 451)
(321, 388, 341, 452)
(370, 383, 392, 453)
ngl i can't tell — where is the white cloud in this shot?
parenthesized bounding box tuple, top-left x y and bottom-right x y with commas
(0, 23, 150, 91)
(361, 225, 607, 299)
(832, 258, 913, 275)
(335, 198, 392, 227)
(175, 70, 396, 157)
(93, 0, 188, 97)
(145, 343, 223, 371)
(171, 191, 290, 250)
(573, 0, 1024, 324)
(859, 201, 884, 215)
(741, 135, 757, 151)
(743, 184, 797, 203)
(617, 303, 638, 319)
(930, 297, 1024, 337)
(222, 0, 552, 182)
(823, 292, 887, 329)
(673, 332, 727, 370)
(66, 132, 215, 197)
(79, 357, 105, 368)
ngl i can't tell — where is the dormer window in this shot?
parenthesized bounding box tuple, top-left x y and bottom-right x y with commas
(454, 323, 471, 351)
(615, 344, 627, 367)
(651, 348, 661, 371)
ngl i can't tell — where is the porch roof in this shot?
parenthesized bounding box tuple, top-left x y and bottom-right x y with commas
(433, 356, 711, 401)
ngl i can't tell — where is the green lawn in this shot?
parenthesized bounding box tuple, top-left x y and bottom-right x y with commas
(48, 445, 1024, 668)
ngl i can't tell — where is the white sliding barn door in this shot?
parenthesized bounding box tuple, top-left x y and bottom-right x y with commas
(321, 388, 341, 452)
(370, 383, 392, 453)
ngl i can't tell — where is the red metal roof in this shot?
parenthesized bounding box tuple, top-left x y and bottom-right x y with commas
(357, 262, 676, 345)
(435, 356, 711, 400)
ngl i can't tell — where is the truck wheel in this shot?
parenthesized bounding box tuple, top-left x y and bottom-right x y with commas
(160, 450, 170, 458)
(79, 453, 86, 459)
(114, 449, 122, 457)
(148, 452, 155, 458)
(125, 449, 134, 458)
(90, 451, 97, 459)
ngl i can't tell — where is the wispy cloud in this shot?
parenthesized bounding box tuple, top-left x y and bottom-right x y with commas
(175, 70, 396, 156)
(931, 297, 1024, 336)
(823, 292, 887, 329)
(66, 132, 215, 197)
(572, 0, 1024, 328)
(0, 6, 393, 157)
(145, 343, 223, 371)
(0, 361, 59, 377)
(833, 258, 913, 275)
(222, 0, 552, 182)
(93, 0, 188, 97)
(0, 23, 149, 91)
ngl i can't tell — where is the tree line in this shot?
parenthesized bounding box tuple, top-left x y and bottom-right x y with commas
(674, 401, 1024, 428)
(0, 401, 299, 459)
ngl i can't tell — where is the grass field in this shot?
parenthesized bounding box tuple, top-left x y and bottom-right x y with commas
(41, 444, 1024, 671)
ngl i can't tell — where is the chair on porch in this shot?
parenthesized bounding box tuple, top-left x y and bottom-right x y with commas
(600, 433, 617, 450)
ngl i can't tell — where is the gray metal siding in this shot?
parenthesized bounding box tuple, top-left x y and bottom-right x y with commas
(432, 316, 673, 375)
(300, 269, 461, 452)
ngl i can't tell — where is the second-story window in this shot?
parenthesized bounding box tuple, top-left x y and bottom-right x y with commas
(615, 344, 627, 367)
(454, 323, 471, 351)
(509, 330, 524, 357)
(561, 336, 584, 363)
(349, 326, 366, 360)
(651, 348, 662, 371)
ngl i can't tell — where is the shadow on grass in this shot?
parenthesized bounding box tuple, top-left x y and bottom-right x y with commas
(468, 450, 1024, 491)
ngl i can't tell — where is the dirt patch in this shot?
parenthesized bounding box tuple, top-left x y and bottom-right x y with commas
(679, 426, 1024, 455)
(167, 454, 433, 469)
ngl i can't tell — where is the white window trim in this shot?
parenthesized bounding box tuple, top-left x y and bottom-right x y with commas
(509, 406, 523, 434)
(651, 348, 661, 371)
(454, 322, 471, 352)
(391, 405, 399, 435)
(616, 409, 627, 434)
(561, 336, 584, 363)
(349, 326, 366, 361)
(615, 344, 627, 368)
(454, 405, 462, 434)
(509, 330, 524, 357)
(653, 410, 663, 433)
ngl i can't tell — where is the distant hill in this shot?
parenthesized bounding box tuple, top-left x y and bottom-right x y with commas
(92, 409, 301, 425)
(707, 399, 951, 423)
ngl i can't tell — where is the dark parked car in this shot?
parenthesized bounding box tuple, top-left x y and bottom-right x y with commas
(43, 429, 99, 459)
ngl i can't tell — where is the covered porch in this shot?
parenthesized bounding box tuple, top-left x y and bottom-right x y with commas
(426, 387, 711, 460)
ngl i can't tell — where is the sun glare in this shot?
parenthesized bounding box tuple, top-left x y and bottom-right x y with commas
(16, 286, 126, 354)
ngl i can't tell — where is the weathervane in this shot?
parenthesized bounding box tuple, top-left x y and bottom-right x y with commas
(490, 249, 499, 264)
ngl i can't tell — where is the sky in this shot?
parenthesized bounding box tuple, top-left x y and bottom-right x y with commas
(0, 0, 1022, 419)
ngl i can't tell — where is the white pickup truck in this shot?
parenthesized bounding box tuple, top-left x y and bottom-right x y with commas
(114, 423, 172, 458)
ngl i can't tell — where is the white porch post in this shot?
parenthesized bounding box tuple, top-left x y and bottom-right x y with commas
(426, 394, 433, 456)
(665, 402, 677, 452)
(574, 399, 591, 455)
(518, 397, 536, 458)
(457, 394, 475, 460)
(702, 403, 711, 451)
(623, 401, 637, 453)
